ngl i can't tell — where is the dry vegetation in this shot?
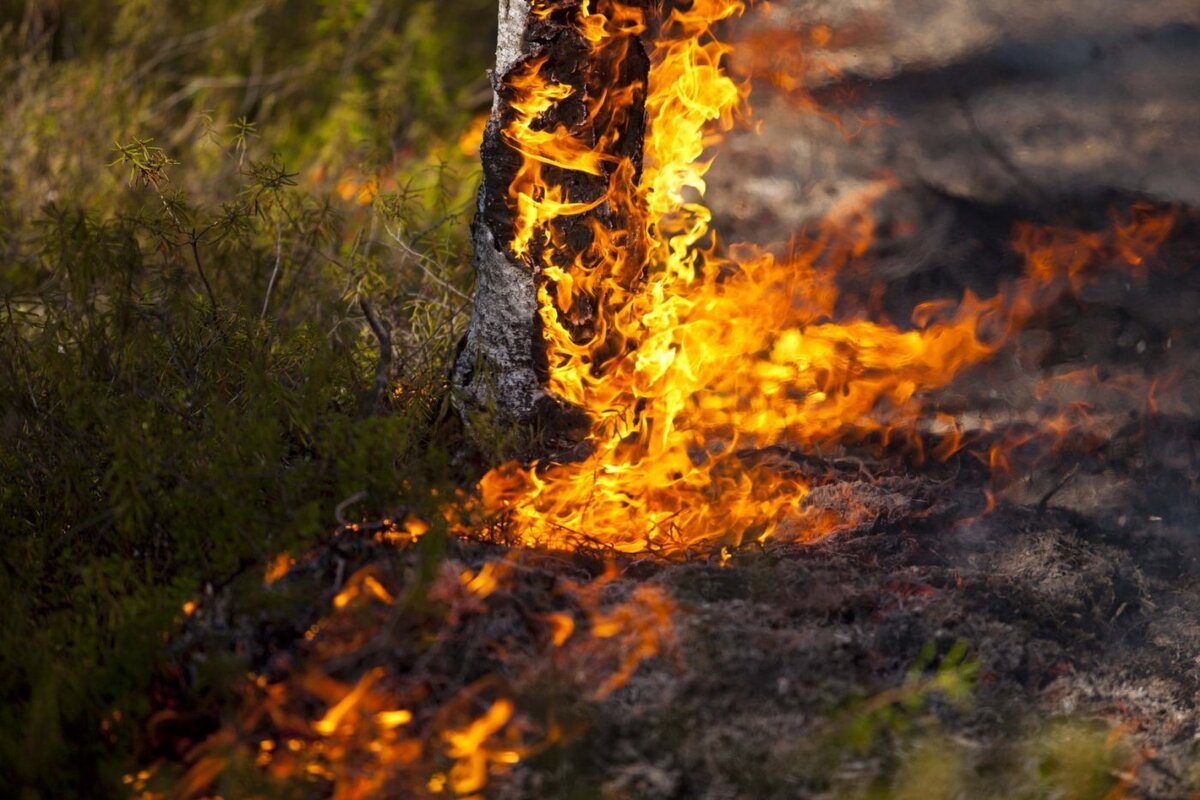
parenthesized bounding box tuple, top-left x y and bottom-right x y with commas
(0, 1, 493, 794)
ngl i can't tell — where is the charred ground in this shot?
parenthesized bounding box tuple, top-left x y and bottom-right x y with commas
(152, 195, 1200, 797)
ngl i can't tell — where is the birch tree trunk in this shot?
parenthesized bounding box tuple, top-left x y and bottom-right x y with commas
(452, 0, 653, 442)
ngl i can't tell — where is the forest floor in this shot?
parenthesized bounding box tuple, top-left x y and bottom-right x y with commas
(169, 431, 1200, 796)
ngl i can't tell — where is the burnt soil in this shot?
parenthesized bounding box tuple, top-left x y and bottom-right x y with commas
(158, 201, 1200, 797)
(164, 423, 1200, 797)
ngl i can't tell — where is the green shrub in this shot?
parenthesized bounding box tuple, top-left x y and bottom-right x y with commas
(0, 2, 494, 795)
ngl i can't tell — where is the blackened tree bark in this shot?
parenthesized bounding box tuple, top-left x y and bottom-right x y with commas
(453, 0, 653, 440)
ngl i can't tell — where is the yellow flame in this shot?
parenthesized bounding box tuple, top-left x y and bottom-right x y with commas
(443, 699, 515, 795)
(471, 0, 1175, 556)
(313, 669, 381, 736)
(376, 709, 414, 730)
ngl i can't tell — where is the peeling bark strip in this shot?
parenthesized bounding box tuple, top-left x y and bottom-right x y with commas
(453, 0, 656, 433)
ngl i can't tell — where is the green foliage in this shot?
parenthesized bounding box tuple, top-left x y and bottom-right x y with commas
(0, 2, 494, 796)
(837, 640, 978, 752)
(109, 138, 181, 188)
(862, 718, 1135, 800)
(670, 641, 1136, 800)
(811, 646, 1134, 799)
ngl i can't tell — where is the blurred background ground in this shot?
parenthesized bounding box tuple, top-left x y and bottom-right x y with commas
(712, 0, 1200, 235)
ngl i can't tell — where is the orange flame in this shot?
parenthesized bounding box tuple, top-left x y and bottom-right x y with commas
(264, 552, 295, 585)
(471, 0, 1176, 556)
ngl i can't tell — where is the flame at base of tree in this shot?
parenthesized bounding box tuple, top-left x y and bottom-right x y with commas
(469, 0, 1177, 555)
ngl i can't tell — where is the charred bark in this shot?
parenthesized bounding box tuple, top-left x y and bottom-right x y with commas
(453, 0, 654, 440)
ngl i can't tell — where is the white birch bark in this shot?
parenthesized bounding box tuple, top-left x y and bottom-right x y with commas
(453, 0, 553, 425)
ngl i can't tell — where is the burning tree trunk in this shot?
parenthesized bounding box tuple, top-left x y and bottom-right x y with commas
(452, 0, 653, 438)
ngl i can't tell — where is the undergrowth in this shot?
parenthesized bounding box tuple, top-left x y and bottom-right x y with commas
(0, 1, 492, 795)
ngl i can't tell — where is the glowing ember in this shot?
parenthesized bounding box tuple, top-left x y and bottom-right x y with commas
(264, 552, 295, 585)
(136, 551, 673, 799)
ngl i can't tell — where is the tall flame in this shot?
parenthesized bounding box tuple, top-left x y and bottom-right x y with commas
(475, 0, 1175, 555)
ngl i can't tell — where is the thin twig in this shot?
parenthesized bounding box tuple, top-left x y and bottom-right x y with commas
(358, 294, 395, 404)
(1037, 463, 1080, 514)
(335, 491, 369, 527)
(3, 296, 38, 412)
(124, 5, 269, 90)
(383, 222, 471, 303)
(261, 220, 284, 319)
(188, 234, 220, 316)
(148, 64, 318, 119)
